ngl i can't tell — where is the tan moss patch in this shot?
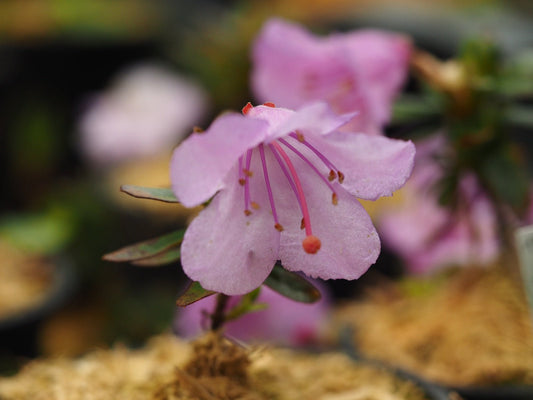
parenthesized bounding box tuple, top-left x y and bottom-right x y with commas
(0, 332, 429, 400)
(334, 266, 533, 387)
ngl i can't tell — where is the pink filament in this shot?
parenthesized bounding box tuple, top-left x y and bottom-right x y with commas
(289, 132, 339, 174)
(270, 141, 313, 237)
(243, 149, 253, 213)
(278, 138, 338, 196)
(258, 143, 280, 226)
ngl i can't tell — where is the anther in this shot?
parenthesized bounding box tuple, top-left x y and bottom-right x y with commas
(251, 201, 260, 210)
(238, 178, 246, 186)
(295, 130, 305, 142)
(332, 193, 338, 205)
(275, 223, 284, 232)
(193, 126, 204, 133)
(243, 169, 253, 177)
(263, 102, 276, 107)
(244, 210, 252, 216)
(303, 235, 321, 254)
(328, 170, 337, 181)
(300, 218, 305, 230)
(242, 102, 253, 115)
(338, 171, 345, 184)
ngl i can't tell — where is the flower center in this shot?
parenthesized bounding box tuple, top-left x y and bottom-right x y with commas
(239, 103, 344, 255)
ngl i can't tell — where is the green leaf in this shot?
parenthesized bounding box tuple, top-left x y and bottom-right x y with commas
(225, 288, 267, 321)
(103, 230, 184, 262)
(391, 95, 440, 124)
(0, 208, 76, 255)
(479, 146, 530, 213)
(504, 105, 533, 128)
(120, 185, 179, 203)
(264, 262, 321, 303)
(176, 281, 216, 307)
(132, 245, 181, 267)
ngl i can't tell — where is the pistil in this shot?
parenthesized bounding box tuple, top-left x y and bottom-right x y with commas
(270, 141, 321, 254)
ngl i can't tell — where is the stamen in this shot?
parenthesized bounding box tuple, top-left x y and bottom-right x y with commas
(288, 133, 345, 183)
(263, 102, 276, 107)
(332, 193, 338, 205)
(243, 149, 253, 215)
(295, 130, 305, 142)
(278, 138, 338, 203)
(271, 141, 321, 254)
(258, 144, 283, 232)
(328, 170, 337, 181)
(238, 156, 245, 186)
(242, 102, 253, 115)
(251, 201, 260, 210)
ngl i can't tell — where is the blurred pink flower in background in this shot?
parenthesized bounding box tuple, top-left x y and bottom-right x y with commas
(378, 135, 500, 274)
(174, 285, 330, 346)
(251, 18, 411, 135)
(79, 63, 209, 166)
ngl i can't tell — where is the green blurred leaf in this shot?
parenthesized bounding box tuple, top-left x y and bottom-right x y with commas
(176, 281, 216, 307)
(120, 185, 179, 203)
(103, 230, 184, 262)
(391, 95, 440, 124)
(504, 105, 533, 127)
(264, 262, 321, 303)
(226, 287, 267, 321)
(0, 208, 75, 255)
(131, 245, 181, 267)
(479, 147, 529, 213)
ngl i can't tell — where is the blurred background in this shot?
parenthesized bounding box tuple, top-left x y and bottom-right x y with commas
(1, 0, 533, 374)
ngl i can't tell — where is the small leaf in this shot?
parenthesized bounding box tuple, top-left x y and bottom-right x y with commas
(264, 262, 321, 303)
(225, 288, 266, 321)
(103, 230, 184, 262)
(132, 245, 181, 267)
(120, 185, 179, 203)
(176, 281, 216, 307)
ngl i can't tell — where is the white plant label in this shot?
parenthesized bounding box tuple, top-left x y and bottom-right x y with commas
(515, 224, 533, 316)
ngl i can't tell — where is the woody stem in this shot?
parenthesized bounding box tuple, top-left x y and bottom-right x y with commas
(211, 293, 230, 331)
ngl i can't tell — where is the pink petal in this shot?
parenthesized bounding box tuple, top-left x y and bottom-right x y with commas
(307, 131, 415, 200)
(261, 146, 380, 279)
(248, 102, 355, 142)
(278, 186, 380, 280)
(170, 113, 268, 207)
(338, 30, 412, 128)
(251, 19, 411, 135)
(180, 162, 280, 295)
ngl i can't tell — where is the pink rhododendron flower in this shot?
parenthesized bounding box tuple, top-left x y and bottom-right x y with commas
(79, 64, 209, 165)
(251, 19, 411, 134)
(378, 135, 500, 274)
(170, 102, 415, 295)
(175, 285, 330, 346)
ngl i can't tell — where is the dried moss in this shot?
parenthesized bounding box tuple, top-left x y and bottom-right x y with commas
(0, 331, 431, 400)
(334, 266, 533, 387)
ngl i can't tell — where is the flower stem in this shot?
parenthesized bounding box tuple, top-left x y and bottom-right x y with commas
(211, 293, 230, 331)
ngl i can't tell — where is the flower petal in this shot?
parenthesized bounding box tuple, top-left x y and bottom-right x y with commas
(337, 30, 412, 128)
(307, 131, 415, 200)
(180, 161, 280, 295)
(277, 177, 380, 280)
(170, 113, 268, 207)
(248, 102, 355, 143)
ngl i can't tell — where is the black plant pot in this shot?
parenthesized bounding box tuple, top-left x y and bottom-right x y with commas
(0, 257, 76, 360)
